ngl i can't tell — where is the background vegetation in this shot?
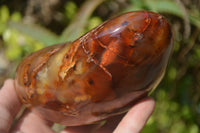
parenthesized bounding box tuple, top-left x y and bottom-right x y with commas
(0, 0, 199, 132)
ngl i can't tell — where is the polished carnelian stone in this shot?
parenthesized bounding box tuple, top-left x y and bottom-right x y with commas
(15, 11, 173, 126)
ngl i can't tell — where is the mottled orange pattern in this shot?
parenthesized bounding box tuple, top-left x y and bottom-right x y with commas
(15, 11, 173, 126)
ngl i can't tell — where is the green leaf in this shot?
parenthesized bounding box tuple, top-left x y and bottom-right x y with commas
(64, 1, 77, 21)
(144, 0, 200, 28)
(189, 124, 199, 133)
(168, 66, 177, 81)
(144, 0, 182, 16)
(5, 44, 22, 60)
(189, 15, 200, 29)
(11, 12, 21, 22)
(87, 16, 102, 30)
(7, 21, 59, 46)
(60, 0, 105, 42)
(0, 5, 9, 23)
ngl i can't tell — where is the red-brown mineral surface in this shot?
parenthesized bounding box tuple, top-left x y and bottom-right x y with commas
(15, 11, 173, 126)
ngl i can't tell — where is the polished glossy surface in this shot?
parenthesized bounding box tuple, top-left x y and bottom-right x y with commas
(15, 11, 173, 126)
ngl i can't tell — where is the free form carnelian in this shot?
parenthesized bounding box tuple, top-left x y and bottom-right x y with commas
(15, 11, 173, 126)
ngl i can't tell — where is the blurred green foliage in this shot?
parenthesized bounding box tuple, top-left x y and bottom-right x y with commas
(0, 0, 199, 132)
(0, 6, 44, 61)
(64, 1, 78, 22)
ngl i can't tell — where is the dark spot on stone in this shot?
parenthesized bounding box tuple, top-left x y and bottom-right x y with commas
(24, 81, 31, 86)
(65, 54, 69, 59)
(129, 44, 136, 48)
(73, 63, 76, 70)
(88, 79, 94, 85)
(122, 21, 128, 26)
